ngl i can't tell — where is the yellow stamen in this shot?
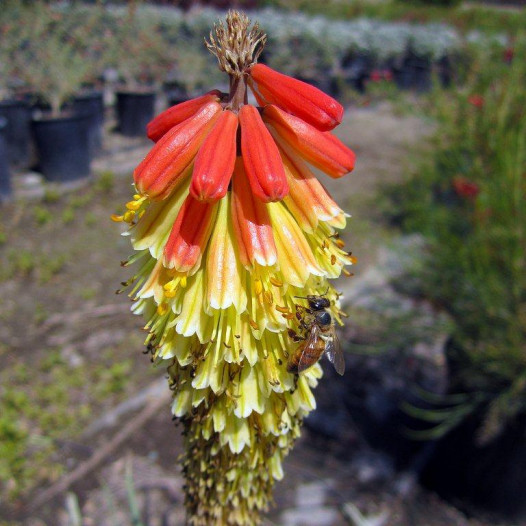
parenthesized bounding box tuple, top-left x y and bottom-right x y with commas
(254, 279, 263, 295)
(126, 200, 143, 211)
(263, 291, 273, 305)
(157, 302, 169, 316)
(111, 214, 124, 222)
(270, 277, 283, 287)
(123, 210, 135, 223)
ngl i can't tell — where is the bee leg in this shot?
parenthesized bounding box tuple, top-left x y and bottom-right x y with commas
(287, 329, 305, 342)
(295, 308, 303, 322)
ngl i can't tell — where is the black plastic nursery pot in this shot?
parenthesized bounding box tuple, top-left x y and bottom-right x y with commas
(0, 117, 12, 201)
(73, 90, 104, 157)
(341, 54, 372, 94)
(0, 99, 33, 168)
(394, 54, 432, 92)
(32, 112, 91, 183)
(116, 91, 156, 137)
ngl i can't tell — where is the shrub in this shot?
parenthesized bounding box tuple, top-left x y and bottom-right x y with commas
(391, 35, 526, 442)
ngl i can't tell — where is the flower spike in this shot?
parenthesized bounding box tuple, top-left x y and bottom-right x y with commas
(147, 90, 222, 143)
(190, 109, 238, 202)
(239, 104, 288, 202)
(115, 9, 357, 526)
(263, 104, 355, 178)
(249, 64, 343, 131)
(134, 101, 222, 200)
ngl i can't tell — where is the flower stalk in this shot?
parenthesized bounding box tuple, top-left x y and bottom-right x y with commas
(114, 10, 356, 525)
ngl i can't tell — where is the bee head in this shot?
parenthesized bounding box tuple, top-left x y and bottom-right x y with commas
(315, 310, 332, 327)
(307, 296, 331, 311)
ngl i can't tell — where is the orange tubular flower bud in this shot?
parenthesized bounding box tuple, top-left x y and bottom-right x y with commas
(147, 90, 222, 142)
(231, 158, 277, 268)
(134, 101, 222, 200)
(279, 143, 343, 233)
(163, 194, 218, 274)
(239, 104, 288, 202)
(263, 104, 355, 178)
(190, 110, 238, 202)
(249, 64, 343, 132)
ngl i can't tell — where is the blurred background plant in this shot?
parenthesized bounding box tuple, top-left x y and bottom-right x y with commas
(12, 3, 96, 116)
(387, 34, 526, 443)
(0, 3, 26, 101)
(105, 3, 172, 92)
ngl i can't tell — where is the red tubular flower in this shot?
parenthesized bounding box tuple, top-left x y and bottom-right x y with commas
(248, 63, 343, 131)
(263, 104, 355, 178)
(453, 176, 480, 199)
(190, 109, 238, 202)
(370, 70, 382, 82)
(147, 90, 222, 142)
(231, 158, 277, 267)
(134, 101, 222, 200)
(468, 95, 485, 109)
(239, 104, 288, 202)
(163, 194, 218, 273)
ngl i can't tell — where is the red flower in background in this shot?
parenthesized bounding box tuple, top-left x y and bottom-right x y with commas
(468, 94, 485, 109)
(453, 176, 480, 199)
(369, 69, 393, 83)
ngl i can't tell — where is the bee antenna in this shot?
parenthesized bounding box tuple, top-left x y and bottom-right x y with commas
(294, 295, 309, 300)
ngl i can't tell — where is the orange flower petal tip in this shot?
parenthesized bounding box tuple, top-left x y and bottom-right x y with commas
(163, 195, 218, 273)
(249, 64, 343, 131)
(134, 101, 222, 200)
(239, 104, 288, 202)
(263, 105, 355, 178)
(190, 110, 238, 202)
(280, 146, 342, 230)
(146, 90, 222, 142)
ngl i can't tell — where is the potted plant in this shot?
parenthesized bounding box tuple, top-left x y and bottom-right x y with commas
(107, 4, 171, 137)
(0, 5, 33, 169)
(66, 3, 111, 157)
(14, 3, 97, 182)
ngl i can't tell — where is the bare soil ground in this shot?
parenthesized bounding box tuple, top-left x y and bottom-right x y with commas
(0, 101, 499, 525)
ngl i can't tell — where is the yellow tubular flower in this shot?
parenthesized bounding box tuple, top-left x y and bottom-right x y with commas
(115, 10, 355, 526)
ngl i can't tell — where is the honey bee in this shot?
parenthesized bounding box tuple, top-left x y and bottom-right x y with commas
(287, 294, 345, 376)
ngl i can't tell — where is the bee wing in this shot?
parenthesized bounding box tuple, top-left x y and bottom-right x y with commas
(325, 329, 345, 376)
(297, 324, 321, 373)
